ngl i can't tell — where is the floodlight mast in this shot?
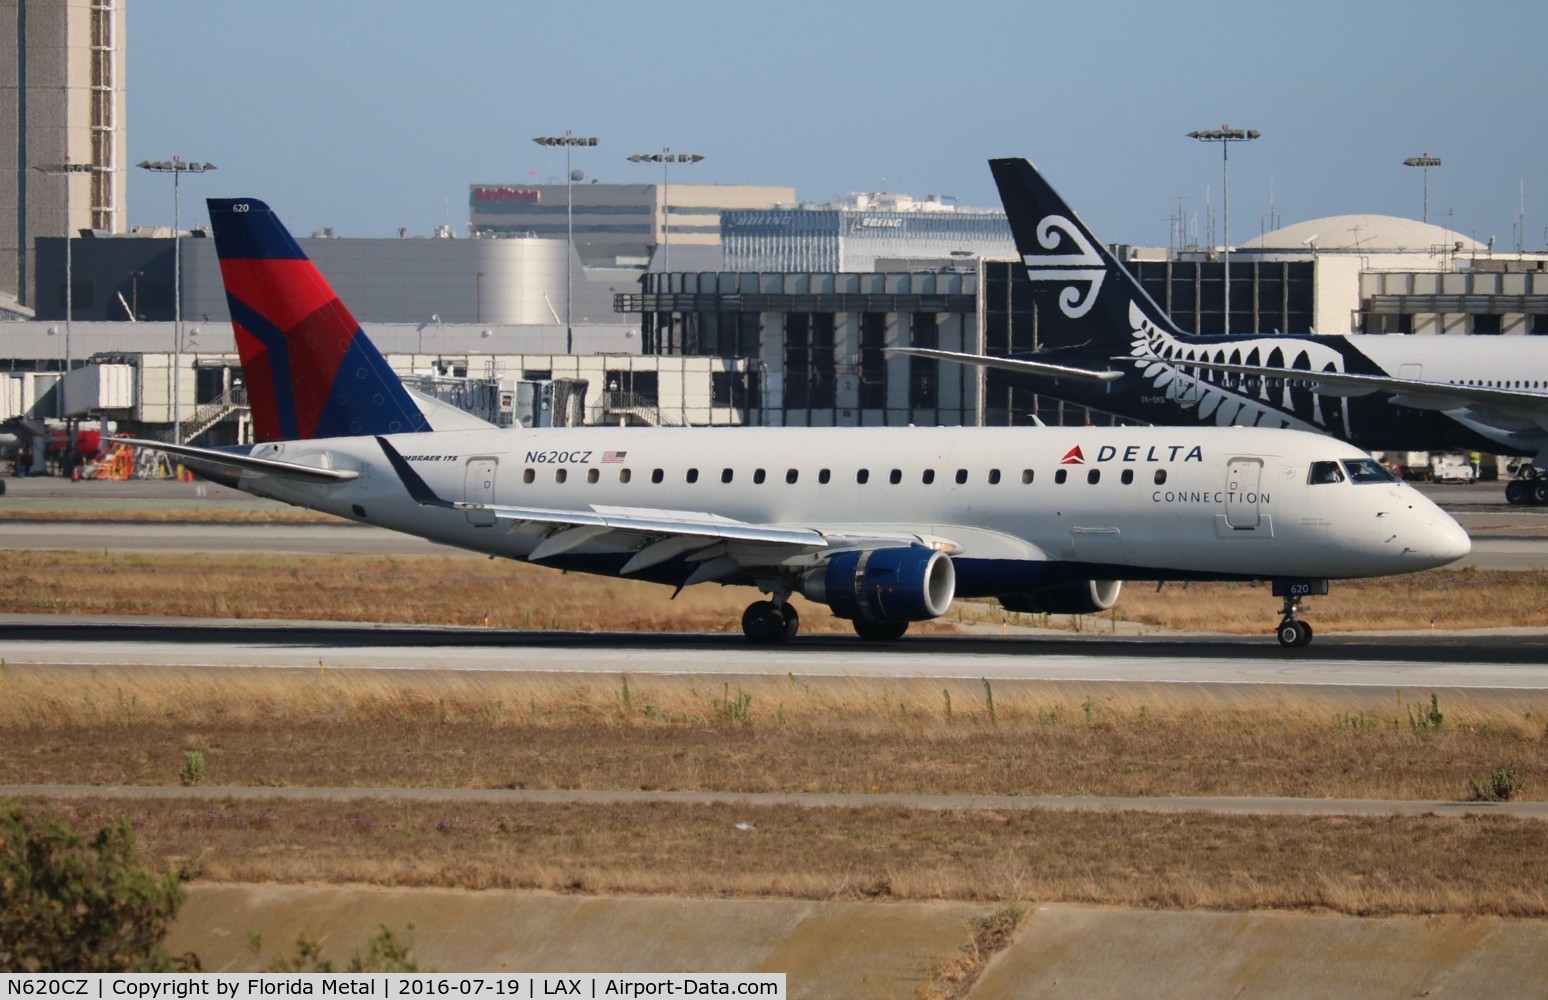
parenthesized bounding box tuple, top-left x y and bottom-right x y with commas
(627, 149, 705, 274)
(136, 157, 218, 445)
(32, 160, 93, 418)
(1187, 127, 1260, 335)
(532, 134, 599, 354)
(1403, 155, 1443, 225)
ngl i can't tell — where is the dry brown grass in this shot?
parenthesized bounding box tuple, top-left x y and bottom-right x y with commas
(14, 795, 1548, 919)
(2, 550, 1544, 634)
(3, 666, 1545, 802)
(0, 550, 892, 634)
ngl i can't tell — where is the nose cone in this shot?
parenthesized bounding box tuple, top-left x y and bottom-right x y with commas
(1416, 509, 1472, 568)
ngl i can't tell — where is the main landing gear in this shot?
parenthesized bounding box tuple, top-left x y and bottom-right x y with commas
(742, 599, 799, 644)
(739, 599, 911, 643)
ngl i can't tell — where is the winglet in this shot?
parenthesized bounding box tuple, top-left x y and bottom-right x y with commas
(376, 436, 453, 508)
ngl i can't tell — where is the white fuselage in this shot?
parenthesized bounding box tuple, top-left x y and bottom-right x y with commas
(234, 425, 1468, 598)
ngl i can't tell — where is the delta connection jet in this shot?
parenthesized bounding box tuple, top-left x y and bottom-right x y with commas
(121, 198, 1469, 649)
(897, 157, 1548, 506)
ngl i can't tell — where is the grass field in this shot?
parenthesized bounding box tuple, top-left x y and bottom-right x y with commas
(5, 664, 1548, 918)
(5, 548, 1548, 922)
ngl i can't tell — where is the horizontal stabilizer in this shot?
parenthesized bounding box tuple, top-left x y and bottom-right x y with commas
(890, 347, 1121, 383)
(113, 438, 359, 483)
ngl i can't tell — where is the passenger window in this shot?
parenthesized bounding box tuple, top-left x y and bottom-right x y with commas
(786, 469, 799, 484)
(586, 469, 599, 484)
(955, 469, 968, 485)
(722, 468, 734, 484)
(1055, 469, 1068, 485)
(523, 469, 535, 485)
(753, 469, 766, 484)
(1121, 469, 1134, 485)
(988, 469, 1001, 485)
(922, 469, 936, 485)
(619, 469, 631, 484)
(1087, 469, 1100, 485)
(889, 469, 902, 485)
(651, 468, 664, 484)
(1308, 461, 1345, 485)
(1154, 469, 1167, 486)
(686, 468, 699, 484)
(1021, 470, 1034, 484)
(819, 469, 831, 484)
(857, 469, 870, 484)
(555, 469, 567, 484)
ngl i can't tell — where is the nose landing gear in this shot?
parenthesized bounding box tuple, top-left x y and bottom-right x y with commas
(1272, 579, 1325, 648)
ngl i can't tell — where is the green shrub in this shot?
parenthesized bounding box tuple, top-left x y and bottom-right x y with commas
(0, 801, 191, 972)
(1468, 760, 1526, 802)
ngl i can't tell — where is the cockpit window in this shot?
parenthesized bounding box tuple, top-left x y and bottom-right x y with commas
(1308, 461, 1344, 485)
(1341, 458, 1399, 484)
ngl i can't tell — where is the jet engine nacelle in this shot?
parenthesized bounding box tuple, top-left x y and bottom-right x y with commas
(998, 579, 1121, 615)
(803, 545, 956, 622)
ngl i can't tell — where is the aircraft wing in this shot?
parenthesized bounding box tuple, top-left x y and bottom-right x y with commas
(375, 436, 845, 581)
(1144, 358, 1548, 415)
(114, 438, 361, 483)
(887, 347, 1122, 383)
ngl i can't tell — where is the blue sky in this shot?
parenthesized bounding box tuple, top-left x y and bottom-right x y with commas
(127, 0, 1546, 250)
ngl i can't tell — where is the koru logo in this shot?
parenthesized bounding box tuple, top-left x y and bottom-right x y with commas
(1021, 214, 1105, 319)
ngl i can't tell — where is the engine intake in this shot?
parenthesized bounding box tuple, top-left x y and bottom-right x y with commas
(998, 579, 1121, 615)
(804, 545, 956, 622)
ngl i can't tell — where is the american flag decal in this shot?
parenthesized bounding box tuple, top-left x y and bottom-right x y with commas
(601, 450, 627, 464)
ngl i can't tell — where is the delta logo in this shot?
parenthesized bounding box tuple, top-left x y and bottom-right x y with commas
(1064, 444, 1206, 463)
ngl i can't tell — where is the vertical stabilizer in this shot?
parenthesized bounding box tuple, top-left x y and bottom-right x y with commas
(207, 198, 430, 442)
(989, 157, 1189, 349)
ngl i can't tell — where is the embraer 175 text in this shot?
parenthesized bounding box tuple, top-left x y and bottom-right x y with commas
(898, 157, 1548, 506)
(123, 198, 1469, 648)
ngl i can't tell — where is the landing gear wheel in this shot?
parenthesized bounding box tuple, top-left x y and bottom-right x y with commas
(853, 619, 909, 641)
(742, 600, 790, 644)
(779, 603, 800, 641)
(1276, 619, 1312, 648)
(1534, 483, 1548, 506)
(1506, 480, 1529, 505)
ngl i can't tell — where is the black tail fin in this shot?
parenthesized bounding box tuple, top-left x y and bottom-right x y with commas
(989, 157, 1189, 350)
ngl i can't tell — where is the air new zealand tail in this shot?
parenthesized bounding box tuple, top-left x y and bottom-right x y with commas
(976, 158, 1501, 452)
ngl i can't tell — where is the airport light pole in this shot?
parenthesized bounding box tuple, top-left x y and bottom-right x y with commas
(137, 157, 217, 444)
(32, 160, 93, 419)
(627, 149, 704, 275)
(1403, 154, 1442, 225)
(1187, 126, 1259, 335)
(532, 133, 597, 354)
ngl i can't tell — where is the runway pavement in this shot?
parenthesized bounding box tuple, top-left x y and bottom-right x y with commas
(4, 615, 1548, 688)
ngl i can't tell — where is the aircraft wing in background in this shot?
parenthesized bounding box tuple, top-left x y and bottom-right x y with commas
(1142, 357, 1548, 415)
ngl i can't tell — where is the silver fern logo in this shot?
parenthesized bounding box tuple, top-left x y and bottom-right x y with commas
(1124, 302, 1353, 435)
(1021, 215, 1105, 318)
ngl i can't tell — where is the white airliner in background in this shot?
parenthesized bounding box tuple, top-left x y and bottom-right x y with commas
(899, 157, 1548, 505)
(122, 198, 1470, 648)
